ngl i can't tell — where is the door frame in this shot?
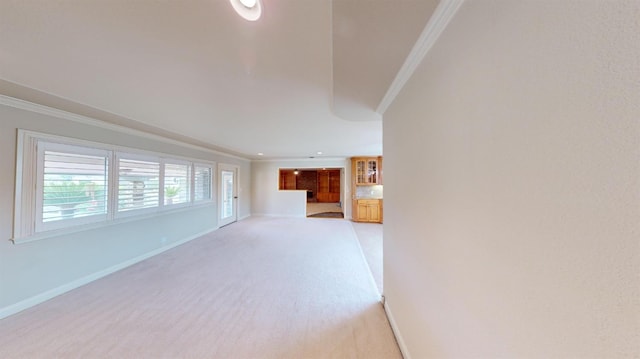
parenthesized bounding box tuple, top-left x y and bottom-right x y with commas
(218, 163, 239, 227)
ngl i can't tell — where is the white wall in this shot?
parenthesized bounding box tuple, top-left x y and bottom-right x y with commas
(383, 1, 639, 358)
(0, 99, 251, 316)
(251, 159, 352, 218)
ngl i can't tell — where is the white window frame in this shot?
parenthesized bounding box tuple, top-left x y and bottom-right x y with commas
(114, 152, 163, 219)
(35, 142, 111, 233)
(193, 163, 214, 203)
(163, 159, 192, 209)
(13, 130, 216, 244)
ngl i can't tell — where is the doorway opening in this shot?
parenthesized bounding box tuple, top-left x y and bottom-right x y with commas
(279, 168, 344, 218)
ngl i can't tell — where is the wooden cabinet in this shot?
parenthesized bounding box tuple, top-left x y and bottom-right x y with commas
(317, 169, 340, 203)
(279, 170, 297, 190)
(352, 157, 382, 185)
(355, 199, 382, 223)
(351, 156, 383, 223)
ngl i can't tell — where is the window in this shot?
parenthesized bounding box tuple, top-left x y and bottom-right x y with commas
(117, 157, 160, 213)
(37, 142, 110, 232)
(164, 162, 191, 206)
(14, 130, 215, 242)
(194, 165, 212, 201)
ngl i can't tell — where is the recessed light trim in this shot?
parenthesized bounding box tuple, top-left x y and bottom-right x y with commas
(239, 0, 257, 8)
(230, 0, 262, 21)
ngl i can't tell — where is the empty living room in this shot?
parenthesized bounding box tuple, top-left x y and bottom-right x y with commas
(0, 0, 638, 358)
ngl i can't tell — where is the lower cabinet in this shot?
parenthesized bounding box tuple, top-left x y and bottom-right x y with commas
(353, 199, 382, 223)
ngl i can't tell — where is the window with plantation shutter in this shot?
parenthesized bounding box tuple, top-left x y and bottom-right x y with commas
(36, 143, 110, 232)
(117, 157, 160, 213)
(194, 165, 212, 202)
(14, 130, 216, 243)
(164, 162, 190, 206)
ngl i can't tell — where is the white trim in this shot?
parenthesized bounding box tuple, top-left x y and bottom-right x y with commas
(0, 225, 218, 320)
(252, 157, 348, 163)
(384, 301, 412, 359)
(17, 129, 219, 166)
(193, 163, 215, 203)
(376, 0, 465, 114)
(13, 130, 37, 239)
(0, 95, 250, 162)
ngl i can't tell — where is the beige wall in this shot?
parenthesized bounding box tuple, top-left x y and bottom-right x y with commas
(383, 1, 639, 357)
(251, 159, 352, 218)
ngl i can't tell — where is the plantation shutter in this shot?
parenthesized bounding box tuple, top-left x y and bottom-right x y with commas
(36, 142, 110, 233)
(117, 158, 160, 212)
(194, 165, 212, 201)
(164, 163, 190, 205)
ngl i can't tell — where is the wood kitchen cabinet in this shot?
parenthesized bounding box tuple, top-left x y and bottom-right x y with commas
(355, 199, 382, 223)
(352, 157, 382, 185)
(279, 170, 297, 190)
(351, 156, 383, 223)
(317, 169, 340, 203)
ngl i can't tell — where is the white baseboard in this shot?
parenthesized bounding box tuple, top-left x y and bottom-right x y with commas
(0, 226, 218, 320)
(384, 301, 412, 359)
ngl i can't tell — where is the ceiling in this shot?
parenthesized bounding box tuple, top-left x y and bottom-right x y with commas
(0, 0, 437, 159)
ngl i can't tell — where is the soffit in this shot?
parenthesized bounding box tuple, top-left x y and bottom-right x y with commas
(0, 0, 436, 159)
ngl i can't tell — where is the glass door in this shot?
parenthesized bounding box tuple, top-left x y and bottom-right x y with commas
(367, 159, 378, 184)
(218, 164, 238, 227)
(356, 159, 366, 184)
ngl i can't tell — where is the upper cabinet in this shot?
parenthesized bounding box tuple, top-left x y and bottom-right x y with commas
(352, 157, 382, 185)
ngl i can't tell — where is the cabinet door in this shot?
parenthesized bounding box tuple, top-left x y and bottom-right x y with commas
(354, 158, 379, 185)
(317, 171, 329, 202)
(355, 200, 381, 223)
(355, 159, 367, 184)
(367, 202, 381, 222)
(280, 170, 297, 190)
(357, 201, 369, 221)
(366, 159, 378, 184)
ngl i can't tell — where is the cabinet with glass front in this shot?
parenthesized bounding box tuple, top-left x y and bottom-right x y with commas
(352, 157, 382, 185)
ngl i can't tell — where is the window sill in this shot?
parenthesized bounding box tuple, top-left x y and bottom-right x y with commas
(11, 201, 215, 245)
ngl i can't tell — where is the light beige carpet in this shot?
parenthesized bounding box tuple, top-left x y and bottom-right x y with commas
(306, 202, 343, 216)
(0, 217, 400, 359)
(352, 222, 383, 294)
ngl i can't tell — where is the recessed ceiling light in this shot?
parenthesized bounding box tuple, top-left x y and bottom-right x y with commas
(230, 0, 262, 21)
(257, 152, 264, 156)
(317, 151, 323, 155)
(239, 0, 257, 8)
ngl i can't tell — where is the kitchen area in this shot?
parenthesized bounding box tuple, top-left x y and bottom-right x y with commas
(351, 156, 383, 223)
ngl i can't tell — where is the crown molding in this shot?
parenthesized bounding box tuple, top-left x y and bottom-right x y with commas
(376, 0, 465, 115)
(252, 156, 348, 163)
(0, 94, 251, 162)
